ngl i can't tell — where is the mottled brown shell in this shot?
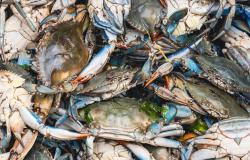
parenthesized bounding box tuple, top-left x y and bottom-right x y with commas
(37, 22, 89, 86)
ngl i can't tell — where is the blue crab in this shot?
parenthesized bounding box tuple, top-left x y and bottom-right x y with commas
(186, 117, 250, 159)
(0, 63, 87, 159)
(73, 97, 186, 159)
(73, 0, 176, 84)
(24, 7, 94, 94)
(195, 54, 250, 93)
(55, 67, 140, 125)
(149, 74, 249, 119)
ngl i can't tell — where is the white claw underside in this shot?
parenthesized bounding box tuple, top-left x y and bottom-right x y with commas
(2, 2, 50, 61)
(125, 143, 154, 160)
(18, 105, 88, 140)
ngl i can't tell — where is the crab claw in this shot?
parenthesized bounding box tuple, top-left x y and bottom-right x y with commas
(72, 43, 115, 84)
(144, 62, 173, 87)
(145, 37, 203, 87)
(17, 105, 89, 140)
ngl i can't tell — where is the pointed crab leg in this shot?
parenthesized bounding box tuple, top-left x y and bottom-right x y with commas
(0, 130, 38, 160)
(0, 5, 7, 59)
(17, 105, 89, 140)
(10, 129, 38, 160)
(148, 83, 189, 105)
(12, 1, 36, 32)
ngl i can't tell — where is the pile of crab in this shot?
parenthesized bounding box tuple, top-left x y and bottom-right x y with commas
(1, 0, 250, 159)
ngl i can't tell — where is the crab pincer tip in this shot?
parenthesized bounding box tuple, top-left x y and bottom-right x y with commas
(144, 72, 160, 87)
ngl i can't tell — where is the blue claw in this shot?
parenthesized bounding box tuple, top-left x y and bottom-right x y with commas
(69, 96, 100, 121)
(173, 58, 202, 77)
(73, 43, 116, 83)
(163, 103, 193, 124)
(167, 37, 203, 61)
(232, 20, 250, 35)
(162, 104, 177, 124)
(148, 123, 161, 135)
(235, 5, 250, 28)
(1, 128, 9, 149)
(178, 58, 203, 77)
(165, 8, 188, 35)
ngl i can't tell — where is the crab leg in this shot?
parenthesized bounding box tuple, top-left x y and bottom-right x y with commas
(213, 0, 236, 40)
(69, 96, 101, 121)
(158, 130, 185, 137)
(85, 136, 95, 158)
(148, 137, 182, 149)
(0, 5, 7, 58)
(190, 148, 228, 160)
(12, 1, 36, 32)
(17, 105, 89, 140)
(199, 0, 226, 37)
(0, 129, 38, 160)
(144, 37, 203, 87)
(21, 0, 51, 6)
(124, 143, 155, 160)
(161, 123, 183, 131)
(72, 43, 116, 84)
(148, 83, 188, 105)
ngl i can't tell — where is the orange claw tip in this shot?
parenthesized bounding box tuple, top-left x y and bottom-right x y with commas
(77, 133, 90, 139)
(144, 72, 160, 87)
(71, 76, 83, 84)
(179, 132, 197, 142)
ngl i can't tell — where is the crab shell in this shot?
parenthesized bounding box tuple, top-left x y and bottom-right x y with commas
(127, 0, 167, 39)
(75, 67, 139, 96)
(191, 117, 250, 159)
(186, 81, 249, 118)
(196, 54, 250, 93)
(92, 139, 133, 160)
(79, 97, 155, 133)
(37, 21, 90, 86)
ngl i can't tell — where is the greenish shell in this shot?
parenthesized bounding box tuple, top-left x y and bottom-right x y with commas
(79, 98, 164, 131)
(186, 80, 249, 118)
(196, 55, 250, 93)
